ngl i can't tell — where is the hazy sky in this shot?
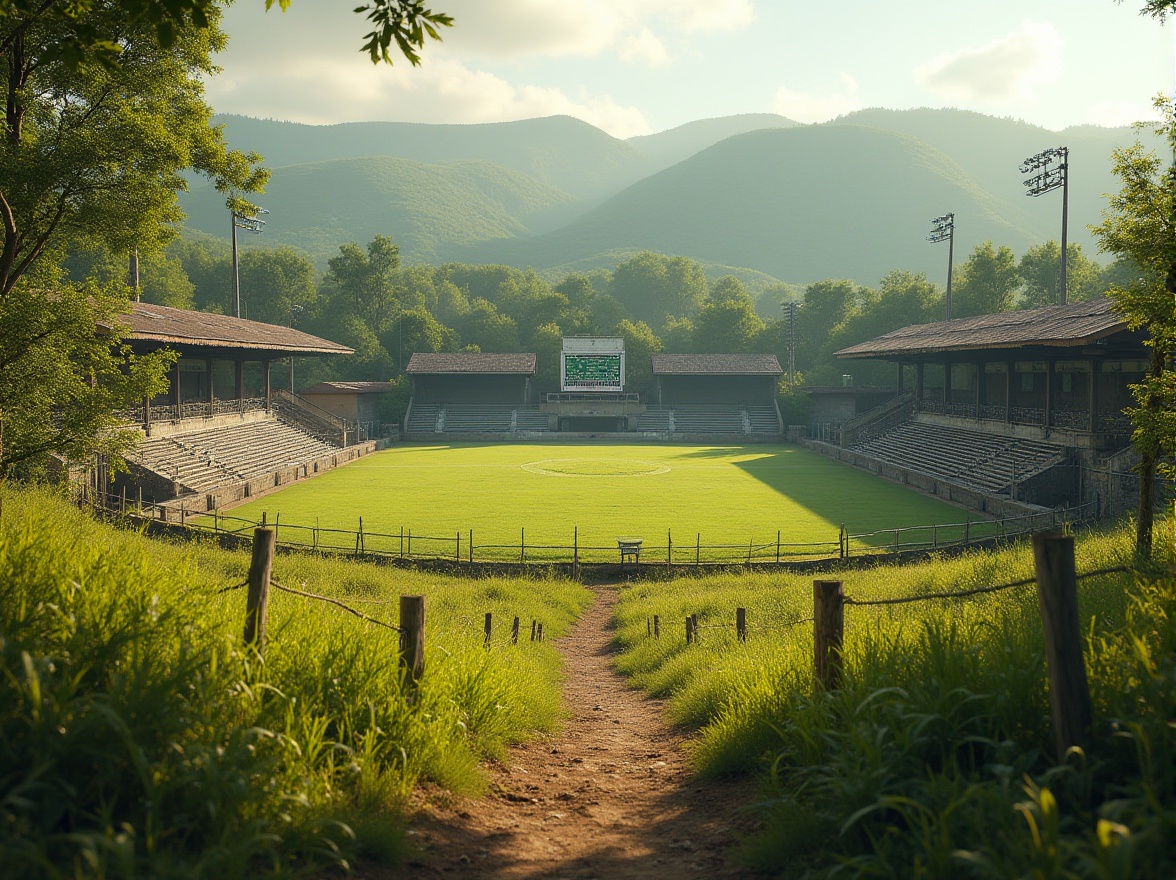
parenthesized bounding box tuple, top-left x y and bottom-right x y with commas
(206, 1, 1173, 138)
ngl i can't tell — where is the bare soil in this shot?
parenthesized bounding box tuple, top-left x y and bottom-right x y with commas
(373, 585, 764, 879)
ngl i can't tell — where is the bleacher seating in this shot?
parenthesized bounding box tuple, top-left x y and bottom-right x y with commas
(405, 404, 441, 433)
(513, 409, 550, 432)
(404, 403, 549, 435)
(746, 405, 780, 434)
(671, 404, 746, 434)
(850, 422, 1064, 494)
(132, 418, 340, 493)
(636, 407, 671, 432)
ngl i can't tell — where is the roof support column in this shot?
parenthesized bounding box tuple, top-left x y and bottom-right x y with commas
(264, 360, 271, 411)
(974, 361, 982, 416)
(896, 362, 904, 393)
(943, 358, 951, 406)
(915, 363, 924, 413)
(205, 357, 214, 417)
(1005, 361, 1013, 424)
(173, 359, 182, 409)
(1044, 357, 1054, 429)
(235, 359, 244, 412)
(143, 395, 151, 432)
(1088, 357, 1099, 433)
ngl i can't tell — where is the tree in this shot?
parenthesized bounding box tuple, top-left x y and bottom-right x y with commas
(614, 319, 662, 395)
(237, 246, 317, 326)
(378, 306, 457, 372)
(1090, 94, 1176, 554)
(794, 279, 860, 376)
(1017, 241, 1104, 308)
(608, 252, 707, 329)
(692, 282, 765, 353)
(64, 247, 196, 309)
(455, 298, 519, 352)
(951, 242, 1019, 317)
(0, 1, 452, 71)
(323, 235, 403, 333)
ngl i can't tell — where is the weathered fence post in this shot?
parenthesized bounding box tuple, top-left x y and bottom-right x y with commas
(520, 527, 525, 564)
(1032, 532, 1092, 759)
(530, 619, 537, 642)
(537, 622, 544, 642)
(484, 612, 492, 649)
(696, 533, 701, 566)
(469, 529, 474, 563)
(813, 579, 844, 689)
(274, 512, 280, 545)
(653, 614, 660, 639)
(407, 528, 412, 557)
(511, 616, 520, 645)
(400, 526, 404, 558)
(399, 595, 426, 682)
(647, 617, 652, 637)
(685, 615, 694, 644)
(243, 527, 276, 651)
(737, 607, 747, 642)
(667, 529, 672, 565)
(776, 530, 781, 563)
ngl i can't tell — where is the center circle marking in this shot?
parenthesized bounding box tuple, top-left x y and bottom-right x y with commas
(521, 458, 671, 477)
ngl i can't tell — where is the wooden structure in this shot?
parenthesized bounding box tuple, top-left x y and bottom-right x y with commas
(650, 353, 783, 407)
(406, 352, 536, 404)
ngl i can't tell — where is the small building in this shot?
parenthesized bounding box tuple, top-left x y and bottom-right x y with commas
(299, 381, 393, 431)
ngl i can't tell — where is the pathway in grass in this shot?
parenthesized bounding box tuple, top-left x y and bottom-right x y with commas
(374, 585, 762, 879)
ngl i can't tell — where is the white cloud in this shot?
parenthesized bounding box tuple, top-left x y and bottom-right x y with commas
(1079, 98, 1163, 129)
(618, 27, 670, 67)
(772, 74, 861, 124)
(914, 20, 1064, 105)
(209, 55, 653, 138)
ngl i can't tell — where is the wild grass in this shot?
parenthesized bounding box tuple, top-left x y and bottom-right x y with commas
(0, 485, 590, 879)
(613, 522, 1176, 877)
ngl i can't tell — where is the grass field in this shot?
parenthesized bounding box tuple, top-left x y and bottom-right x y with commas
(217, 443, 987, 561)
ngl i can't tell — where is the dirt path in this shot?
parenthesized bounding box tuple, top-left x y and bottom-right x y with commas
(376, 585, 763, 879)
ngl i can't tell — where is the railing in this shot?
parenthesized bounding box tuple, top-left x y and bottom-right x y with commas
(99, 492, 1100, 569)
(840, 391, 913, 447)
(126, 397, 269, 425)
(1009, 406, 1045, 426)
(545, 392, 640, 404)
(942, 402, 977, 418)
(1052, 409, 1091, 430)
(1098, 412, 1133, 435)
(272, 389, 349, 446)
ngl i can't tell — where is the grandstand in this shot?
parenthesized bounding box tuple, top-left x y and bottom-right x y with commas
(819, 297, 1150, 514)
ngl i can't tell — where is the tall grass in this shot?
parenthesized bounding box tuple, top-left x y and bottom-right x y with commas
(0, 485, 590, 879)
(613, 523, 1176, 877)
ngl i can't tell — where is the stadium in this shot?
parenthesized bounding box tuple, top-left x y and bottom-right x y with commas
(103, 296, 1156, 567)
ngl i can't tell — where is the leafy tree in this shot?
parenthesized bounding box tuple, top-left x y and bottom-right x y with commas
(64, 247, 196, 309)
(661, 315, 696, 352)
(323, 235, 402, 332)
(608, 252, 707, 328)
(0, 268, 172, 474)
(1017, 241, 1104, 308)
(378, 306, 457, 372)
(951, 242, 1019, 317)
(169, 236, 232, 312)
(0, 1, 452, 71)
(455, 298, 519, 352)
(1090, 95, 1176, 554)
(692, 282, 765, 353)
(531, 322, 564, 392)
(795, 279, 860, 374)
(237, 246, 317, 326)
(614, 319, 662, 395)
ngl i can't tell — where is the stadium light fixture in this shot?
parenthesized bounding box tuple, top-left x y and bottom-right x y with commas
(230, 206, 269, 318)
(927, 212, 955, 320)
(781, 301, 800, 388)
(1020, 146, 1069, 305)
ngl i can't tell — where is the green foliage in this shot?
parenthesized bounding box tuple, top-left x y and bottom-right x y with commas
(607, 251, 708, 330)
(951, 241, 1019, 317)
(0, 274, 173, 474)
(1018, 241, 1105, 308)
(613, 524, 1176, 877)
(237, 245, 318, 326)
(613, 319, 663, 394)
(64, 247, 196, 309)
(0, 484, 589, 878)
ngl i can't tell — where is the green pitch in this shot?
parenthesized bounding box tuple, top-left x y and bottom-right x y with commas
(217, 443, 981, 561)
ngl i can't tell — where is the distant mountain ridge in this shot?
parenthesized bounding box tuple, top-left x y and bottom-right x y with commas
(182, 109, 1153, 285)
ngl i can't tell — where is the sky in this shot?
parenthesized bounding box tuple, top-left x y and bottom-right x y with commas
(205, 1, 1174, 139)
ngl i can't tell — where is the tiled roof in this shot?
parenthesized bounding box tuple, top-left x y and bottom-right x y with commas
(651, 353, 784, 375)
(301, 381, 393, 395)
(406, 352, 537, 375)
(836, 297, 1127, 359)
(114, 303, 353, 355)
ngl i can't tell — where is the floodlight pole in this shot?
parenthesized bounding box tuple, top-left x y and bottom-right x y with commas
(1020, 147, 1069, 305)
(782, 301, 798, 388)
(927, 213, 955, 320)
(230, 206, 269, 318)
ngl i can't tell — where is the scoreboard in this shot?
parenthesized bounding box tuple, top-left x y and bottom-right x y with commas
(561, 337, 625, 392)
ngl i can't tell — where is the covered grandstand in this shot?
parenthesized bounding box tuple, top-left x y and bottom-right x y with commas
(821, 297, 1151, 515)
(105, 303, 376, 510)
(645, 353, 783, 437)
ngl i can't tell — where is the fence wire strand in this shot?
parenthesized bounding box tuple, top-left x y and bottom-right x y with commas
(269, 579, 403, 633)
(844, 565, 1131, 608)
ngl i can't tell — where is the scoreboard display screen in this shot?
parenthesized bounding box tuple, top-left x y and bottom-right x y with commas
(562, 353, 623, 392)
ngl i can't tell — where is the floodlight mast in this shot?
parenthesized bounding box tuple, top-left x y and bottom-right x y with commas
(781, 301, 799, 388)
(230, 206, 269, 318)
(1020, 147, 1069, 305)
(927, 212, 955, 320)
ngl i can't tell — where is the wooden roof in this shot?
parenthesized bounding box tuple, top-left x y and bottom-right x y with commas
(406, 352, 537, 375)
(301, 381, 393, 395)
(651, 353, 784, 376)
(116, 303, 353, 355)
(836, 297, 1127, 359)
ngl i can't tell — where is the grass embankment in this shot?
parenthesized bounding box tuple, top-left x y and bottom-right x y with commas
(0, 486, 590, 878)
(216, 443, 977, 562)
(613, 526, 1176, 876)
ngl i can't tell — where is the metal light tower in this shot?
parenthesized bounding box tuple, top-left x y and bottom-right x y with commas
(781, 301, 799, 388)
(927, 213, 955, 320)
(1020, 147, 1069, 305)
(230, 206, 268, 318)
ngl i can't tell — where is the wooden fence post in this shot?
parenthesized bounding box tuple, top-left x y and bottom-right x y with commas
(484, 612, 492, 649)
(696, 532, 701, 566)
(457, 530, 461, 561)
(521, 527, 525, 564)
(776, 530, 781, 563)
(668, 529, 672, 565)
(511, 616, 520, 645)
(653, 614, 660, 639)
(647, 617, 652, 637)
(685, 616, 693, 645)
(737, 607, 747, 642)
(399, 595, 426, 682)
(470, 529, 474, 563)
(243, 527, 275, 651)
(537, 622, 543, 642)
(1032, 533, 1092, 759)
(530, 619, 537, 642)
(813, 579, 844, 689)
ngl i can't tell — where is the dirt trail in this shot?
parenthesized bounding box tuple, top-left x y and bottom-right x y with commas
(377, 585, 763, 879)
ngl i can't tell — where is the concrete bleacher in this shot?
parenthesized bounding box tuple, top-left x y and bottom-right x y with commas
(636, 407, 671, 432)
(513, 409, 550, 432)
(851, 422, 1064, 494)
(132, 418, 340, 494)
(405, 404, 441, 433)
(671, 404, 748, 435)
(404, 404, 550, 436)
(746, 405, 781, 434)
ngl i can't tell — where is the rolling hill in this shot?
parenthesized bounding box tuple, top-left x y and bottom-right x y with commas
(459, 124, 1037, 285)
(178, 156, 577, 266)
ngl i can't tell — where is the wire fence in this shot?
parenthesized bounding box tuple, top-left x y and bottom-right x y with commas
(95, 487, 1099, 570)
